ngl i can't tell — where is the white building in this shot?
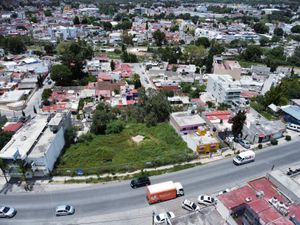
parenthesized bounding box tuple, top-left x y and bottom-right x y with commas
(0, 111, 72, 177)
(206, 74, 242, 104)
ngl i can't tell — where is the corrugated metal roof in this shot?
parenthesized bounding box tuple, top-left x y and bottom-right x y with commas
(281, 105, 300, 120)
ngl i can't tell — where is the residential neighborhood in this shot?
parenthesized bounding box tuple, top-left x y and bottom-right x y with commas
(0, 0, 300, 224)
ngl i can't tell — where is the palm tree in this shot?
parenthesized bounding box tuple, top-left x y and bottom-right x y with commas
(0, 158, 8, 183)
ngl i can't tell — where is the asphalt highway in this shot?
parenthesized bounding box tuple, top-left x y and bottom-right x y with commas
(1, 140, 300, 225)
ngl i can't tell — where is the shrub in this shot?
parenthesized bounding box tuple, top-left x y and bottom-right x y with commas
(258, 143, 263, 149)
(285, 135, 291, 141)
(270, 139, 278, 145)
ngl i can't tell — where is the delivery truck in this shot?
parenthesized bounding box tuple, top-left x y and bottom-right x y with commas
(146, 181, 184, 204)
(233, 150, 255, 165)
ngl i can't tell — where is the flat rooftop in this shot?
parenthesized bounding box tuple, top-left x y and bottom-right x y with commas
(171, 112, 206, 127)
(0, 116, 48, 159)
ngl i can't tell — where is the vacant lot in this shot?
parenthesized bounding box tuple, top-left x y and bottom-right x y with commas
(54, 122, 193, 175)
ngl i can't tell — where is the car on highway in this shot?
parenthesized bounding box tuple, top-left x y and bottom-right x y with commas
(154, 211, 175, 224)
(130, 176, 151, 188)
(0, 206, 17, 218)
(182, 199, 199, 211)
(55, 205, 75, 216)
(238, 139, 251, 149)
(198, 195, 217, 206)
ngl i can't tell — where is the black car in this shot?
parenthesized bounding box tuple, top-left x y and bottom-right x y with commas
(130, 176, 151, 188)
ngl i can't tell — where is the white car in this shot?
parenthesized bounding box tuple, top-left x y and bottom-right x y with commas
(55, 205, 75, 216)
(154, 211, 175, 224)
(198, 195, 217, 206)
(218, 189, 230, 196)
(0, 206, 17, 218)
(182, 199, 200, 211)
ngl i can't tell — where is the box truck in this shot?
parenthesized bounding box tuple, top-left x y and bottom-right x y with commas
(233, 150, 255, 165)
(146, 181, 184, 204)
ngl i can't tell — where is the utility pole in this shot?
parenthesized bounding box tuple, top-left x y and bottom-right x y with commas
(152, 211, 155, 225)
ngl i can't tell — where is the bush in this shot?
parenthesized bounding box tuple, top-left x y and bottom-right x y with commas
(258, 143, 262, 149)
(285, 135, 291, 141)
(270, 139, 278, 145)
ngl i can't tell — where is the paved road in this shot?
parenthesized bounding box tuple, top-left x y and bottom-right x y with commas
(1, 140, 300, 225)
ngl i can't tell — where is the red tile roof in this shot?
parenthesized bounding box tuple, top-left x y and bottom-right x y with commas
(3, 122, 23, 132)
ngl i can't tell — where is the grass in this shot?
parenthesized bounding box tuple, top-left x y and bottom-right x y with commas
(54, 122, 193, 176)
(238, 60, 264, 68)
(106, 51, 122, 59)
(63, 163, 200, 184)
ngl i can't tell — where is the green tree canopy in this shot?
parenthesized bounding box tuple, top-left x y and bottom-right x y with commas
(153, 30, 166, 46)
(232, 110, 247, 138)
(50, 64, 73, 86)
(291, 25, 300, 34)
(242, 45, 263, 62)
(195, 37, 210, 48)
(253, 22, 269, 34)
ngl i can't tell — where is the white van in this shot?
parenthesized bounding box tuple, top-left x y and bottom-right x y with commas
(287, 123, 300, 132)
(233, 150, 255, 165)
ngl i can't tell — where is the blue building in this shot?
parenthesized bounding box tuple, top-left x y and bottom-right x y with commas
(281, 105, 300, 125)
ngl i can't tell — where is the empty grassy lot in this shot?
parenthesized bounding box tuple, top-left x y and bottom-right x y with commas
(54, 122, 193, 175)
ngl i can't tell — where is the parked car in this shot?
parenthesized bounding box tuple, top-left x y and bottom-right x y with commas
(130, 176, 151, 189)
(238, 139, 251, 149)
(55, 205, 75, 216)
(287, 123, 300, 132)
(154, 211, 175, 224)
(182, 199, 200, 211)
(0, 206, 17, 218)
(198, 195, 217, 206)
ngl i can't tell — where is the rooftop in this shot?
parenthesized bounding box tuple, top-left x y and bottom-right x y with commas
(171, 111, 206, 128)
(0, 116, 48, 159)
(281, 105, 300, 121)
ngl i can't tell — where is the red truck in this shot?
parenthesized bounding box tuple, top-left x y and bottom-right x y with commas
(146, 181, 184, 204)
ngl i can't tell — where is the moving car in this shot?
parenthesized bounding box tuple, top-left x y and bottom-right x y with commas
(233, 150, 255, 165)
(146, 181, 184, 204)
(198, 195, 217, 206)
(154, 211, 175, 224)
(182, 199, 199, 211)
(130, 176, 151, 188)
(238, 139, 251, 149)
(0, 206, 17, 218)
(55, 205, 75, 216)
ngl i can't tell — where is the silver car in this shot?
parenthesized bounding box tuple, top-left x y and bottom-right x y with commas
(0, 206, 17, 218)
(55, 205, 75, 216)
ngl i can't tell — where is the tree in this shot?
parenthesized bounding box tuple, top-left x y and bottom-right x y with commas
(145, 91, 171, 122)
(132, 73, 141, 89)
(145, 112, 158, 127)
(50, 64, 73, 86)
(232, 110, 247, 138)
(81, 16, 89, 24)
(273, 27, 284, 37)
(195, 37, 210, 48)
(44, 10, 52, 17)
(4, 36, 26, 54)
(106, 120, 125, 134)
(122, 31, 133, 45)
(73, 16, 80, 25)
(44, 42, 55, 55)
(102, 22, 112, 31)
(242, 45, 263, 62)
(37, 75, 43, 88)
(110, 60, 115, 71)
(291, 25, 300, 34)
(0, 158, 8, 183)
(253, 22, 269, 34)
(58, 41, 93, 80)
(153, 30, 166, 46)
(121, 51, 138, 63)
(42, 88, 52, 100)
(259, 36, 270, 46)
(183, 45, 208, 66)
